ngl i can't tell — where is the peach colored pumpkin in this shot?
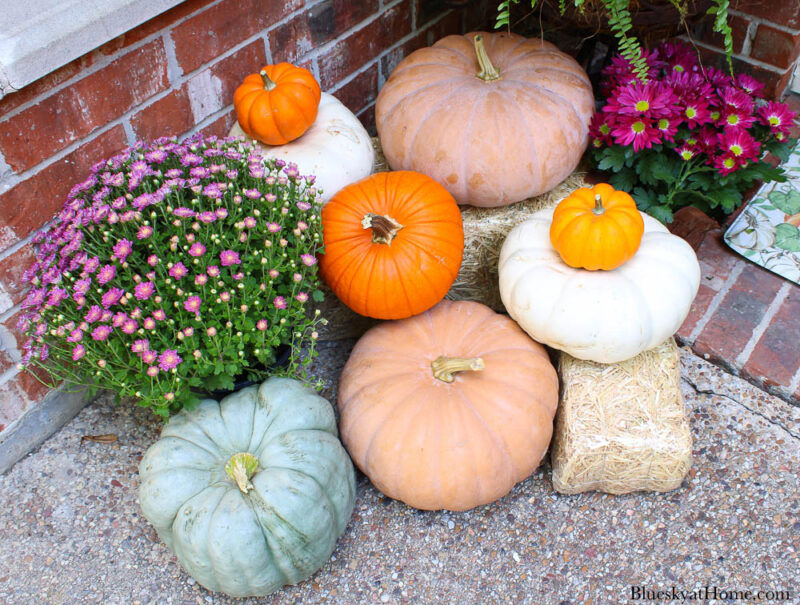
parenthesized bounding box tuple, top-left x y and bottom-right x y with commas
(375, 31, 594, 207)
(337, 300, 558, 511)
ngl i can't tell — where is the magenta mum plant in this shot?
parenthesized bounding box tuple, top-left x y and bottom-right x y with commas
(18, 135, 325, 417)
(591, 41, 797, 222)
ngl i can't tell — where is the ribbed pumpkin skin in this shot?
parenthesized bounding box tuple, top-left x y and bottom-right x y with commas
(138, 378, 356, 598)
(319, 171, 464, 319)
(234, 63, 321, 146)
(375, 32, 594, 207)
(550, 184, 645, 271)
(338, 300, 558, 511)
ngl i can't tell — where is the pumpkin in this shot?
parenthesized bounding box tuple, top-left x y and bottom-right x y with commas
(233, 63, 321, 146)
(550, 184, 645, 271)
(138, 378, 356, 597)
(230, 92, 374, 203)
(375, 32, 594, 207)
(319, 171, 464, 319)
(338, 300, 558, 511)
(499, 206, 701, 363)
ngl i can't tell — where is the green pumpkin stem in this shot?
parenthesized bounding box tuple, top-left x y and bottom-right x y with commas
(225, 452, 259, 493)
(592, 194, 605, 215)
(362, 213, 404, 245)
(260, 70, 277, 91)
(431, 356, 485, 383)
(473, 35, 500, 81)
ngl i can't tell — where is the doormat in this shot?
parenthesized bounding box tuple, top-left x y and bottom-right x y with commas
(725, 140, 800, 285)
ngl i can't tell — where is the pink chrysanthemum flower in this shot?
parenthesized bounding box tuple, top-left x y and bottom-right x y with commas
(173, 207, 196, 218)
(719, 128, 760, 161)
(97, 264, 117, 285)
(736, 73, 765, 97)
(143, 317, 156, 330)
(273, 296, 287, 310)
(66, 329, 83, 343)
(189, 243, 206, 257)
(83, 256, 100, 274)
(206, 326, 217, 337)
(220, 291, 231, 302)
(152, 309, 166, 321)
(147, 254, 159, 266)
(112, 312, 127, 328)
(101, 287, 124, 309)
(195, 274, 208, 286)
(293, 272, 303, 283)
(137, 225, 154, 239)
(215, 207, 228, 219)
(603, 80, 677, 119)
(91, 325, 113, 341)
(206, 265, 220, 277)
(198, 211, 217, 223)
(589, 112, 613, 148)
(758, 101, 796, 135)
(134, 281, 155, 300)
(244, 216, 257, 229)
(158, 349, 182, 371)
(72, 345, 86, 361)
(296, 201, 311, 211)
(301, 254, 317, 267)
(256, 319, 268, 331)
(122, 318, 138, 334)
(131, 339, 149, 354)
(220, 250, 240, 266)
(267, 222, 281, 233)
(112, 238, 133, 262)
(269, 269, 279, 279)
(85, 305, 103, 323)
(656, 116, 678, 142)
(142, 350, 158, 364)
(244, 189, 260, 199)
(146, 366, 159, 377)
(610, 116, 662, 152)
(714, 153, 745, 176)
(184, 295, 202, 314)
(295, 292, 309, 303)
(169, 262, 188, 279)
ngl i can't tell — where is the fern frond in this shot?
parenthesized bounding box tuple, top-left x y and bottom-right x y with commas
(494, 0, 524, 30)
(603, 0, 649, 81)
(708, 0, 734, 74)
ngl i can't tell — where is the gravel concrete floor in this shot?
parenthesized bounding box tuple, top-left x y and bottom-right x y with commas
(1, 340, 798, 605)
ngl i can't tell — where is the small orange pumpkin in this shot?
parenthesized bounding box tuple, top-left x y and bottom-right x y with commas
(233, 63, 321, 146)
(338, 300, 558, 511)
(319, 171, 464, 320)
(549, 183, 645, 271)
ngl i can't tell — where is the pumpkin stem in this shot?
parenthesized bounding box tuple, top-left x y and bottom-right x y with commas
(361, 213, 404, 245)
(473, 35, 500, 81)
(260, 70, 277, 91)
(225, 452, 259, 494)
(592, 194, 605, 215)
(431, 356, 485, 383)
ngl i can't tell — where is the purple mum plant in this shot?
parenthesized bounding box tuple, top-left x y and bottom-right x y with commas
(18, 135, 326, 417)
(591, 41, 797, 222)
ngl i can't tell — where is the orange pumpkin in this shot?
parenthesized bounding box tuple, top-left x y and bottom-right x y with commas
(233, 63, 321, 146)
(375, 32, 594, 207)
(319, 171, 464, 320)
(338, 300, 558, 511)
(549, 183, 645, 271)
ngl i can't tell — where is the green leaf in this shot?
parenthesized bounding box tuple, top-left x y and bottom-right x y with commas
(646, 204, 674, 224)
(632, 186, 657, 210)
(608, 168, 637, 192)
(312, 289, 325, 302)
(596, 146, 628, 172)
(768, 190, 800, 215)
(775, 223, 800, 251)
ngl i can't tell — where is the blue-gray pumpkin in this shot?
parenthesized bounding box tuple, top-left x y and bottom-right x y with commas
(138, 377, 356, 597)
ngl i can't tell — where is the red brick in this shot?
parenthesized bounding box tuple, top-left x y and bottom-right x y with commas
(695, 47, 791, 100)
(196, 40, 267, 116)
(668, 207, 720, 251)
(198, 110, 238, 139)
(0, 244, 36, 310)
(677, 283, 717, 342)
(270, 0, 380, 65)
(741, 286, 800, 389)
(0, 54, 95, 115)
(697, 13, 750, 56)
(16, 364, 52, 402)
(333, 63, 379, 115)
(318, 1, 412, 89)
(131, 86, 194, 142)
(423, 9, 463, 43)
(693, 263, 784, 371)
(0, 126, 128, 249)
(171, 0, 302, 75)
(0, 40, 168, 172)
(697, 229, 741, 288)
(732, 0, 800, 31)
(0, 377, 31, 429)
(750, 24, 800, 69)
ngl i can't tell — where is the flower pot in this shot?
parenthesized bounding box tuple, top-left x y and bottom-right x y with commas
(192, 344, 292, 401)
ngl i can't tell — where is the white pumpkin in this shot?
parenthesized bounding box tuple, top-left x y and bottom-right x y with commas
(498, 207, 701, 363)
(229, 92, 374, 203)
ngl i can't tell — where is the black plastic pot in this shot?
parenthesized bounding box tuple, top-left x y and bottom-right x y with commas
(193, 344, 292, 401)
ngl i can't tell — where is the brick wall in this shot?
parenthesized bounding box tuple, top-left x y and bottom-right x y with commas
(0, 0, 494, 434)
(693, 0, 800, 98)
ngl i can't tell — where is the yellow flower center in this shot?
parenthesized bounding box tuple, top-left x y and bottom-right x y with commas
(727, 114, 740, 125)
(632, 121, 646, 134)
(658, 118, 669, 130)
(723, 158, 735, 169)
(599, 123, 610, 135)
(769, 116, 781, 126)
(685, 107, 697, 119)
(635, 100, 650, 112)
(674, 65, 684, 73)
(680, 150, 693, 160)
(730, 144, 743, 156)
(711, 111, 720, 121)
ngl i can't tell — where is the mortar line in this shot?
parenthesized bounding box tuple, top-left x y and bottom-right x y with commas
(728, 9, 800, 36)
(688, 39, 787, 74)
(735, 280, 791, 366)
(688, 260, 745, 343)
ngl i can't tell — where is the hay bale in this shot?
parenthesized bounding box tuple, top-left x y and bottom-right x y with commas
(316, 139, 588, 340)
(551, 338, 692, 494)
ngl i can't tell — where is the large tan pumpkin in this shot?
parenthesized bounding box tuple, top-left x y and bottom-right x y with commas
(375, 32, 594, 207)
(338, 300, 558, 511)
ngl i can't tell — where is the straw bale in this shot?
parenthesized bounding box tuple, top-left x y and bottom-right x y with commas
(551, 338, 692, 494)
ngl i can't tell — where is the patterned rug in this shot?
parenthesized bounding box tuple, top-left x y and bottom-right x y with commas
(725, 140, 800, 285)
